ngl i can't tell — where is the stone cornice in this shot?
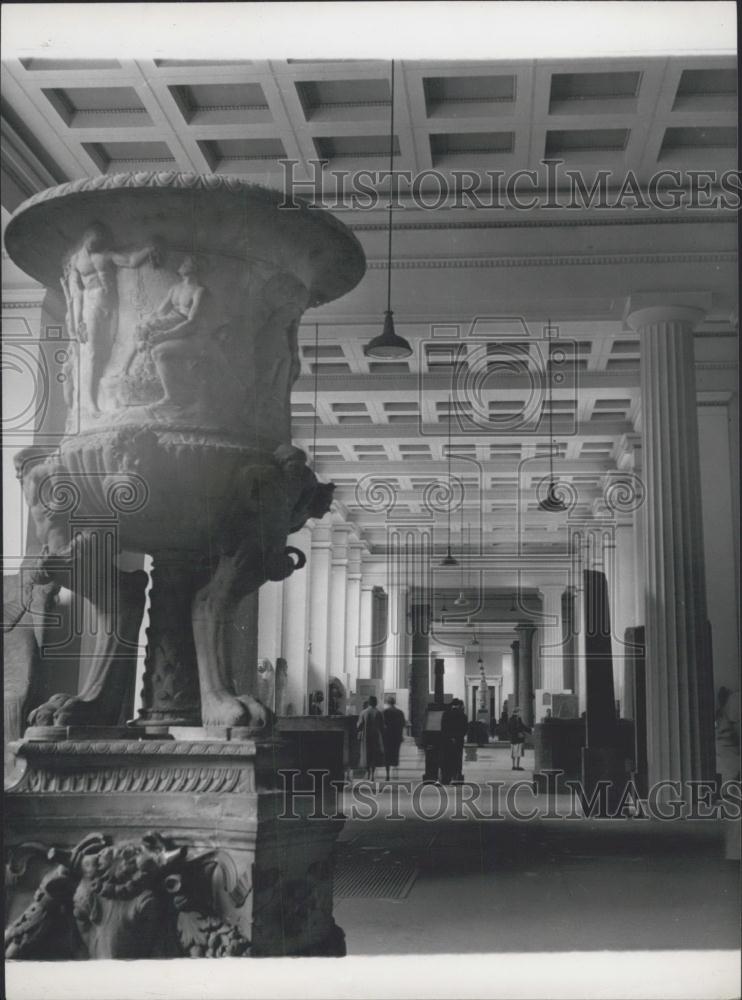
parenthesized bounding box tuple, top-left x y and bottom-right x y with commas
(1, 299, 46, 310)
(367, 251, 736, 271)
(351, 214, 737, 233)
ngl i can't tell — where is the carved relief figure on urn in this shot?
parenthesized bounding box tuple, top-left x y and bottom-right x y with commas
(66, 222, 160, 414)
(122, 255, 216, 408)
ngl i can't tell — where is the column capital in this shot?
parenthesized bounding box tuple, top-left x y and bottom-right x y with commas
(624, 292, 711, 332)
(310, 523, 333, 549)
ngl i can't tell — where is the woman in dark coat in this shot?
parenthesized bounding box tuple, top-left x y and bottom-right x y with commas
(381, 695, 406, 779)
(357, 695, 386, 781)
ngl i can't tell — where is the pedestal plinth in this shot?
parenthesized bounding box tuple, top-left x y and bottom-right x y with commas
(5, 735, 345, 960)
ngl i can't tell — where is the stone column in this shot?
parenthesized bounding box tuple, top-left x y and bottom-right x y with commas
(328, 525, 350, 685)
(258, 580, 284, 667)
(516, 625, 536, 726)
(357, 582, 376, 679)
(409, 603, 430, 741)
(282, 525, 313, 715)
(538, 585, 564, 693)
(610, 518, 635, 714)
(561, 588, 577, 693)
(573, 528, 595, 715)
(627, 296, 716, 783)
(344, 543, 363, 687)
(510, 639, 520, 710)
(384, 584, 409, 690)
(615, 433, 645, 626)
(307, 524, 333, 709)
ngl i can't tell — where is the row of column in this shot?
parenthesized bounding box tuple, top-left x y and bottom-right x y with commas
(258, 299, 717, 782)
(256, 521, 396, 712)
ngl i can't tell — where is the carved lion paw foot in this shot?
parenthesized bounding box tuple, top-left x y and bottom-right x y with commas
(27, 694, 98, 728)
(237, 693, 274, 733)
(201, 693, 274, 732)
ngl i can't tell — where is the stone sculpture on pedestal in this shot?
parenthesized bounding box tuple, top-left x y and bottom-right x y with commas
(4, 172, 366, 960)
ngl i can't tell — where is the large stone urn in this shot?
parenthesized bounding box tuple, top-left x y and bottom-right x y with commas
(4, 173, 365, 959)
(5, 172, 365, 731)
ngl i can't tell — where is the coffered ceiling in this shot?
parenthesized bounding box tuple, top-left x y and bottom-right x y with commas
(1, 55, 738, 557)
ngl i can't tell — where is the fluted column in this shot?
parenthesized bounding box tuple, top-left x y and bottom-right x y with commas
(516, 625, 536, 726)
(344, 543, 363, 686)
(561, 588, 577, 694)
(357, 582, 375, 679)
(408, 602, 430, 741)
(258, 580, 284, 666)
(615, 433, 645, 626)
(538, 585, 564, 693)
(328, 525, 351, 684)
(627, 297, 715, 783)
(282, 525, 313, 715)
(610, 519, 636, 714)
(510, 639, 520, 710)
(384, 583, 408, 690)
(307, 524, 333, 709)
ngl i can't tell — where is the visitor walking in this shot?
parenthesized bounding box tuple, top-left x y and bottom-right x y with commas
(357, 695, 386, 782)
(381, 695, 406, 780)
(508, 706, 530, 771)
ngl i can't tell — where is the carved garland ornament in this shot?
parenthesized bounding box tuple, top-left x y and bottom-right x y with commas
(5, 832, 250, 960)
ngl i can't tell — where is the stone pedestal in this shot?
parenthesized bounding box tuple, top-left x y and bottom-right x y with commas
(5, 733, 345, 959)
(276, 714, 360, 778)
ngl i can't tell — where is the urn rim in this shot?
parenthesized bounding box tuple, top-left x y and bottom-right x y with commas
(5, 170, 366, 307)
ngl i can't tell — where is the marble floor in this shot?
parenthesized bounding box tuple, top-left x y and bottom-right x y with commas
(335, 742, 740, 955)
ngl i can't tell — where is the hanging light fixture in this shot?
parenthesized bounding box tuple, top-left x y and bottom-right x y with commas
(440, 395, 459, 566)
(509, 592, 518, 613)
(539, 319, 567, 512)
(364, 60, 412, 360)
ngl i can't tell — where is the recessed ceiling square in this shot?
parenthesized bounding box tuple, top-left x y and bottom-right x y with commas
(169, 83, 271, 125)
(82, 140, 176, 172)
(545, 129, 629, 155)
(314, 135, 400, 160)
(296, 79, 390, 122)
(430, 131, 514, 166)
(423, 74, 516, 118)
(673, 68, 737, 111)
(197, 137, 287, 172)
(43, 86, 150, 128)
(549, 71, 641, 114)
